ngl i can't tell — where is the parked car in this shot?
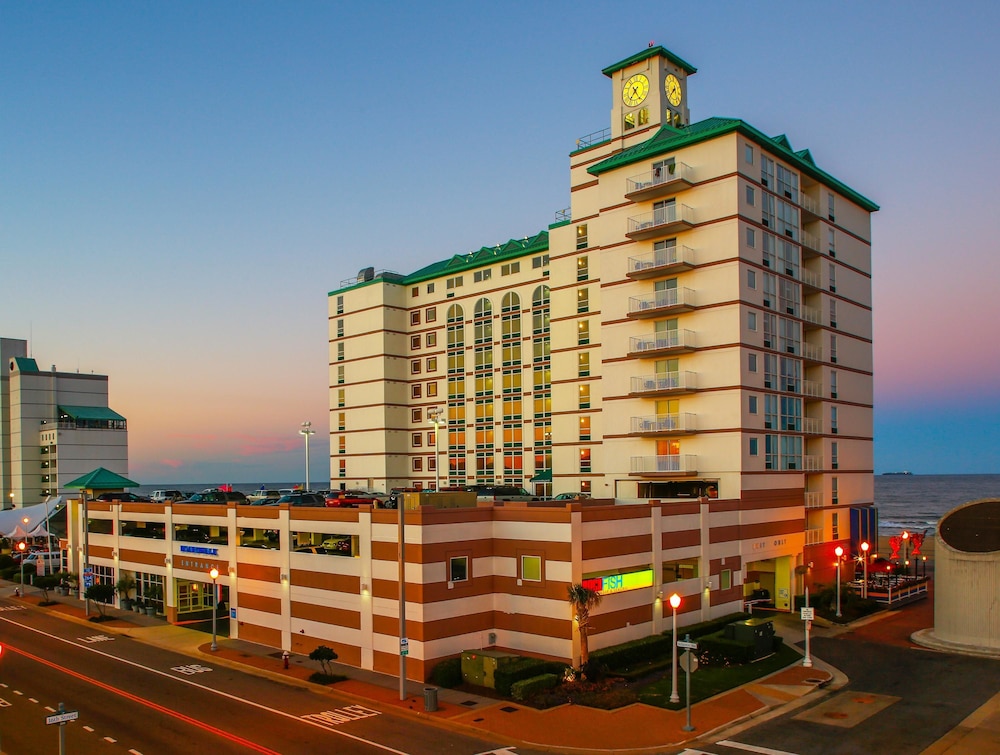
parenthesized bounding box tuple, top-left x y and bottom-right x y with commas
(324, 491, 378, 508)
(150, 490, 185, 503)
(20, 551, 62, 575)
(95, 491, 149, 503)
(320, 537, 353, 553)
(178, 490, 248, 504)
(273, 492, 325, 507)
(293, 545, 331, 554)
(465, 485, 536, 502)
(552, 492, 592, 500)
(384, 487, 418, 509)
(246, 489, 281, 504)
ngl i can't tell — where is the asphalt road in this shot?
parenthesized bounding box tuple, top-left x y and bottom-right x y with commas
(0, 602, 535, 755)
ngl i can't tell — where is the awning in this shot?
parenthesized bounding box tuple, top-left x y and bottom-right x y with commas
(64, 467, 139, 490)
(530, 469, 552, 482)
(58, 405, 127, 422)
(0, 500, 63, 539)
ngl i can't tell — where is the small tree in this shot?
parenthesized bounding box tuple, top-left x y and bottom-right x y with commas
(567, 583, 603, 671)
(116, 573, 137, 605)
(85, 582, 116, 618)
(309, 645, 339, 676)
(34, 572, 64, 604)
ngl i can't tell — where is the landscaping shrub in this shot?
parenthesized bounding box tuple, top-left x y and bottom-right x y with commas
(772, 635, 784, 652)
(511, 673, 560, 701)
(665, 612, 751, 641)
(428, 657, 463, 688)
(589, 635, 672, 671)
(494, 658, 564, 697)
(0, 554, 14, 569)
(696, 632, 753, 666)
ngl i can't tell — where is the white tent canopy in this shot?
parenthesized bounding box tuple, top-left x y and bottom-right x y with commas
(0, 498, 66, 539)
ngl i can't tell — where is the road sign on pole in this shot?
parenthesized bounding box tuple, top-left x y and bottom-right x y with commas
(45, 711, 78, 725)
(677, 639, 698, 650)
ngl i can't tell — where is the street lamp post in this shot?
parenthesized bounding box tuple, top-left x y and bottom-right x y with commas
(901, 530, 910, 576)
(428, 407, 444, 491)
(209, 567, 219, 651)
(669, 593, 681, 704)
(17, 542, 26, 596)
(299, 422, 315, 492)
(860, 541, 870, 599)
(834, 545, 844, 618)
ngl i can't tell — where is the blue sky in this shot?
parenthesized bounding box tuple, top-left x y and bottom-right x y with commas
(2, 1, 998, 482)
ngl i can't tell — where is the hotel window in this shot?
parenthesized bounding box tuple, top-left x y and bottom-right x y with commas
(580, 480, 592, 493)
(577, 288, 589, 313)
(411, 384, 422, 399)
(745, 144, 754, 164)
(412, 457, 423, 472)
(501, 261, 520, 276)
(426, 332, 436, 348)
(427, 382, 438, 397)
(338, 436, 346, 454)
(338, 412, 345, 431)
(748, 311, 758, 332)
(337, 389, 345, 408)
(577, 255, 589, 281)
(474, 268, 492, 283)
(578, 352, 590, 378)
(427, 455, 436, 471)
(830, 334, 838, 363)
(446, 276, 463, 289)
(412, 408, 422, 423)
(748, 353, 758, 372)
(337, 343, 344, 361)
(721, 569, 732, 590)
(520, 554, 542, 582)
(764, 354, 777, 388)
(579, 384, 590, 410)
(749, 437, 759, 456)
(336, 319, 344, 337)
(412, 286, 419, 297)
(532, 254, 549, 269)
(780, 435, 802, 470)
(411, 311, 421, 326)
(776, 198, 799, 239)
(663, 557, 699, 583)
(763, 272, 776, 310)
(832, 511, 840, 539)
(831, 441, 839, 470)
(777, 164, 798, 202)
(746, 227, 756, 248)
(832, 479, 839, 506)
(829, 263, 837, 293)
(411, 360, 421, 374)
(761, 193, 776, 229)
(747, 269, 757, 290)
(579, 416, 591, 441)
(828, 193, 836, 222)
(765, 434, 778, 469)
(337, 365, 345, 385)
(761, 156, 774, 188)
(828, 229, 836, 257)
(427, 282, 435, 294)
(749, 395, 758, 414)
(449, 556, 469, 583)
(580, 448, 591, 473)
(426, 307, 437, 323)
(426, 356, 437, 371)
(829, 299, 837, 329)
(427, 431, 435, 446)
(411, 433, 422, 448)
(745, 185, 755, 207)
(830, 370, 838, 399)
(764, 394, 777, 429)
(830, 406, 839, 434)
(578, 320, 590, 346)
(410, 335, 421, 350)
(338, 460, 346, 478)
(576, 224, 589, 250)
(336, 296, 344, 314)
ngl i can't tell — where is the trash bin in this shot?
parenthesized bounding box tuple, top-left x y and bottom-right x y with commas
(423, 686, 438, 712)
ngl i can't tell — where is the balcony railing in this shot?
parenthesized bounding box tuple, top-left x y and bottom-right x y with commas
(626, 204, 695, 238)
(804, 491, 823, 509)
(630, 454, 698, 475)
(628, 287, 695, 317)
(576, 127, 611, 150)
(801, 342, 823, 362)
(803, 455, 823, 471)
(801, 380, 824, 398)
(627, 245, 695, 277)
(625, 162, 694, 198)
(630, 371, 698, 395)
(805, 528, 824, 545)
(630, 412, 697, 435)
(629, 329, 696, 356)
(801, 305, 822, 325)
(801, 230, 821, 253)
(803, 417, 823, 435)
(800, 267, 820, 288)
(800, 192, 821, 219)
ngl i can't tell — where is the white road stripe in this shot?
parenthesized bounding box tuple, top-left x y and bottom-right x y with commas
(718, 741, 802, 755)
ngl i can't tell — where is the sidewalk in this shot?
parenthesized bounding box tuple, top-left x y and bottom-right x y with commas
(12, 583, 993, 754)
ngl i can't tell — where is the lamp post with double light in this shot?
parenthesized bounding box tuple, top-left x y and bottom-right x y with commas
(669, 593, 681, 704)
(17, 542, 26, 596)
(860, 541, 870, 599)
(834, 545, 844, 617)
(299, 422, 315, 492)
(902, 530, 910, 576)
(428, 407, 444, 491)
(209, 567, 219, 651)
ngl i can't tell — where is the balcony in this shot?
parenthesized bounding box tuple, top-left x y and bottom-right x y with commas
(626, 204, 695, 240)
(801, 380, 824, 398)
(624, 162, 694, 201)
(628, 329, 696, 357)
(800, 230, 821, 254)
(630, 454, 698, 476)
(627, 287, 696, 318)
(805, 528, 824, 546)
(800, 266, 821, 290)
(800, 192, 822, 222)
(803, 417, 823, 435)
(804, 491, 823, 509)
(801, 304, 822, 327)
(626, 245, 696, 278)
(630, 412, 697, 436)
(629, 371, 698, 396)
(801, 341, 823, 363)
(803, 455, 823, 471)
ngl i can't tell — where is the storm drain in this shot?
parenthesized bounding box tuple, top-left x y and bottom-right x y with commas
(500, 706, 519, 713)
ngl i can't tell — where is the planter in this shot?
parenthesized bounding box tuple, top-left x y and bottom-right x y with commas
(145, 606, 157, 616)
(59, 587, 70, 596)
(121, 599, 133, 611)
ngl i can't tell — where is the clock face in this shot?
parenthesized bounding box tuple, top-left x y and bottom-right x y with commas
(622, 73, 650, 107)
(665, 74, 683, 107)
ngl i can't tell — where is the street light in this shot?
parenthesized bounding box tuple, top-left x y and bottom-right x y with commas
(299, 421, 315, 492)
(834, 545, 844, 618)
(17, 541, 26, 596)
(901, 530, 910, 575)
(209, 567, 219, 651)
(860, 541, 870, 599)
(669, 593, 681, 704)
(428, 407, 444, 491)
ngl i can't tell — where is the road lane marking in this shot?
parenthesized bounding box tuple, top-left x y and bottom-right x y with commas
(303, 705, 381, 727)
(28, 697, 39, 703)
(718, 742, 803, 755)
(83, 726, 95, 732)
(0, 616, 410, 754)
(79, 634, 115, 644)
(171, 663, 213, 675)
(0, 698, 10, 707)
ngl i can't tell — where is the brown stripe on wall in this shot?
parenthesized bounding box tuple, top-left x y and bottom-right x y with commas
(741, 518, 805, 540)
(293, 570, 359, 593)
(121, 503, 166, 515)
(660, 591, 703, 619)
(88, 544, 113, 560)
(582, 533, 653, 560)
(420, 576, 495, 603)
(372, 613, 420, 639)
(710, 524, 741, 544)
(581, 504, 652, 523)
(237, 592, 282, 615)
(418, 611, 495, 641)
(494, 611, 572, 641)
(710, 556, 744, 573)
(493, 507, 573, 524)
(291, 633, 361, 668)
(371, 538, 572, 564)
(657, 500, 701, 516)
(238, 623, 281, 649)
(740, 488, 805, 510)
(493, 540, 572, 561)
(711, 585, 743, 607)
(120, 549, 167, 567)
(173, 504, 228, 517)
(493, 576, 570, 601)
(290, 508, 360, 523)
(662, 528, 700, 550)
(236, 507, 282, 521)
(290, 601, 361, 630)
(238, 563, 281, 583)
(709, 499, 740, 513)
(373, 649, 425, 680)
(590, 602, 653, 635)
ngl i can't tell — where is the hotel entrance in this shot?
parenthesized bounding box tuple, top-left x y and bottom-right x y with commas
(174, 577, 229, 633)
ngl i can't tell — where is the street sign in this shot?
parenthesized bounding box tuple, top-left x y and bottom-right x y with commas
(400, 638, 409, 656)
(677, 639, 698, 649)
(800, 607, 815, 621)
(82, 569, 94, 589)
(46, 710, 79, 725)
(679, 650, 699, 673)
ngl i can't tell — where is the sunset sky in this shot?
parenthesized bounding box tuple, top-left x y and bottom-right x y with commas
(3, 1, 998, 483)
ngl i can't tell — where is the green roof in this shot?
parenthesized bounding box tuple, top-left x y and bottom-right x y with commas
(602, 46, 697, 77)
(64, 467, 139, 490)
(58, 405, 127, 422)
(329, 232, 550, 296)
(587, 117, 879, 212)
(11, 357, 38, 372)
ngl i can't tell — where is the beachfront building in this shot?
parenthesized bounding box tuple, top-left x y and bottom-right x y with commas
(0, 337, 129, 507)
(327, 45, 878, 603)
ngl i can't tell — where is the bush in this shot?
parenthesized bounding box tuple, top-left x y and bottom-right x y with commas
(590, 635, 673, 671)
(0, 553, 13, 569)
(511, 673, 560, 701)
(772, 635, 784, 652)
(696, 633, 753, 666)
(666, 612, 751, 641)
(494, 658, 564, 697)
(428, 657, 463, 688)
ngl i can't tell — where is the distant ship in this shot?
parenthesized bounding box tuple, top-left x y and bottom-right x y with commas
(882, 471, 913, 476)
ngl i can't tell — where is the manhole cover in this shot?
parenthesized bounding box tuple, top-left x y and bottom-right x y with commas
(825, 711, 849, 719)
(461, 700, 478, 707)
(500, 706, 519, 713)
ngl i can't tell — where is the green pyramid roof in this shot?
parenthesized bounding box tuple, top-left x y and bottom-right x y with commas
(64, 467, 139, 490)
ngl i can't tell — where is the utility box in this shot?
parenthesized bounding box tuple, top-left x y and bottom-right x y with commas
(724, 618, 776, 660)
(461, 650, 519, 689)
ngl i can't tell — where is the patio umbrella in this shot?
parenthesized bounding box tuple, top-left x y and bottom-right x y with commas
(64, 467, 139, 491)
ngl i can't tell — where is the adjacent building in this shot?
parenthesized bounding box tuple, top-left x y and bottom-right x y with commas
(1, 338, 129, 507)
(327, 45, 878, 601)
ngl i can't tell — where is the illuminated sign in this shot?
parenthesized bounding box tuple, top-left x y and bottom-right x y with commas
(179, 545, 219, 557)
(582, 569, 654, 595)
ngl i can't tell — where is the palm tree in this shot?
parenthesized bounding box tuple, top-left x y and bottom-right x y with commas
(567, 583, 602, 669)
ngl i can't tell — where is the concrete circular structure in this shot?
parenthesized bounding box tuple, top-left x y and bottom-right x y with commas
(913, 498, 1000, 657)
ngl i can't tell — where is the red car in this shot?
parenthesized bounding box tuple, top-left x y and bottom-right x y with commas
(324, 492, 375, 508)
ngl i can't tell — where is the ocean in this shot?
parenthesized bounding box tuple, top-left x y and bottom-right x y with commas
(134, 474, 1000, 537)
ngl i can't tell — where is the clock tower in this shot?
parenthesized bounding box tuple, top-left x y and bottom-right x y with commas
(604, 45, 697, 139)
